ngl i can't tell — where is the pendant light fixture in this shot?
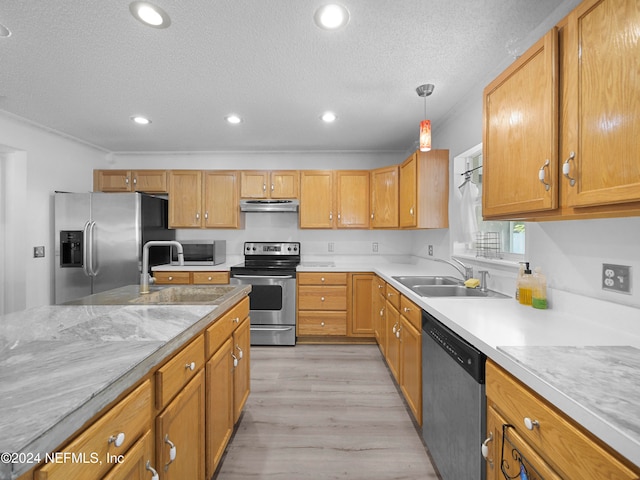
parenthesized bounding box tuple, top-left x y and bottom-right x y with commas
(416, 84, 434, 152)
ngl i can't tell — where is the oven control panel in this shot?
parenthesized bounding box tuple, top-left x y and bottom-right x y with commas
(244, 242, 300, 255)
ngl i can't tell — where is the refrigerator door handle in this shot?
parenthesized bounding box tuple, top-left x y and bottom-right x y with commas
(82, 221, 92, 277)
(86, 221, 98, 277)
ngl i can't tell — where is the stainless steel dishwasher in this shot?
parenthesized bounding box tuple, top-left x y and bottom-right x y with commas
(422, 310, 486, 480)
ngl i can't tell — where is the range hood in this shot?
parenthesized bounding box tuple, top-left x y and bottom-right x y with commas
(240, 199, 299, 212)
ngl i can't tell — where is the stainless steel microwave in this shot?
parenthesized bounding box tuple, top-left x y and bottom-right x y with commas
(171, 240, 226, 265)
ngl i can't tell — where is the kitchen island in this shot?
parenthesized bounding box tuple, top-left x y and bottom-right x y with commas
(0, 284, 250, 480)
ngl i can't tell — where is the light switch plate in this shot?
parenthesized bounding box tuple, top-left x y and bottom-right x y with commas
(602, 264, 631, 294)
(34, 246, 45, 258)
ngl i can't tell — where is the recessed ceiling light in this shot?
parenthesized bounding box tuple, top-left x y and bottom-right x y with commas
(225, 115, 242, 124)
(314, 4, 350, 30)
(321, 112, 337, 123)
(0, 23, 11, 38)
(129, 2, 171, 28)
(131, 115, 151, 125)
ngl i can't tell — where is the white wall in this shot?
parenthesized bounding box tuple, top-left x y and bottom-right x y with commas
(0, 112, 108, 309)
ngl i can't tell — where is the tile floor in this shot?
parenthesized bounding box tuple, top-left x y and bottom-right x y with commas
(214, 344, 439, 479)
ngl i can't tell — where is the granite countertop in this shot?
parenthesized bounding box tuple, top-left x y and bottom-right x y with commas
(0, 284, 250, 480)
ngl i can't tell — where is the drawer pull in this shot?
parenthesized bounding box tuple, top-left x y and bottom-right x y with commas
(146, 460, 159, 480)
(320, 321, 325, 327)
(164, 434, 177, 471)
(235, 344, 243, 359)
(108, 432, 125, 447)
(321, 277, 325, 282)
(378, 284, 383, 289)
(321, 296, 325, 302)
(481, 432, 493, 460)
(232, 353, 239, 368)
(232, 317, 240, 324)
(403, 307, 411, 313)
(387, 292, 393, 297)
(207, 276, 212, 281)
(168, 276, 173, 281)
(524, 417, 539, 430)
(185, 361, 196, 371)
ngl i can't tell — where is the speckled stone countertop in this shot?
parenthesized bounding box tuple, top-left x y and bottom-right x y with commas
(0, 284, 250, 480)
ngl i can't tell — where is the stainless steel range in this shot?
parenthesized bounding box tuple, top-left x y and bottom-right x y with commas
(230, 242, 300, 346)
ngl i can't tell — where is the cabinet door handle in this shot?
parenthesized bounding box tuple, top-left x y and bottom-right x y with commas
(392, 322, 398, 333)
(235, 344, 243, 359)
(185, 361, 196, 371)
(195, 212, 200, 220)
(108, 432, 125, 447)
(371, 212, 374, 219)
(232, 353, 239, 367)
(396, 325, 402, 338)
(146, 460, 160, 480)
(164, 434, 177, 471)
(481, 432, 493, 463)
(409, 206, 414, 216)
(329, 211, 333, 221)
(538, 159, 551, 191)
(125, 176, 130, 185)
(524, 417, 540, 430)
(205, 211, 209, 219)
(271, 183, 274, 191)
(263, 183, 267, 191)
(562, 151, 576, 186)
(379, 307, 384, 316)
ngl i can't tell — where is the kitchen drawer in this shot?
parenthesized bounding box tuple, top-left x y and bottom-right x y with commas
(400, 295, 420, 330)
(153, 271, 191, 284)
(385, 284, 400, 309)
(156, 335, 205, 409)
(486, 360, 639, 480)
(298, 272, 347, 285)
(205, 297, 249, 357)
(192, 271, 229, 284)
(36, 380, 152, 480)
(298, 311, 347, 336)
(298, 285, 347, 310)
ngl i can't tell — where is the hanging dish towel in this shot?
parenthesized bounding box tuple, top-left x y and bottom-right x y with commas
(458, 180, 479, 244)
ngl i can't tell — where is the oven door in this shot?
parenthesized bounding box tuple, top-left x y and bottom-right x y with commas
(230, 273, 296, 346)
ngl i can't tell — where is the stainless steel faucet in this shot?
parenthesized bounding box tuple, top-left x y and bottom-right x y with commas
(140, 241, 184, 293)
(432, 257, 474, 280)
(478, 270, 490, 292)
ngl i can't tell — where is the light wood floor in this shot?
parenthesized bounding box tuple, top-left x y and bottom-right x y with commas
(215, 344, 439, 479)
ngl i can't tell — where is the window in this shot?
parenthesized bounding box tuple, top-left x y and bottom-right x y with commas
(452, 143, 525, 260)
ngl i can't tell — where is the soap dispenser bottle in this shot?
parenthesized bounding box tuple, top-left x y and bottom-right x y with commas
(515, 262, 525, 301)
(518, 262, 533, 306)
(532, 267, 548, 309)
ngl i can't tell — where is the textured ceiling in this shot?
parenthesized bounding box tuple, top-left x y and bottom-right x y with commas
(0, 1, 570, 153)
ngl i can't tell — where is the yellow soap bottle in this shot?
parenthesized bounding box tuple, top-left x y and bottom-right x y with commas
(518, 263, 533, 306)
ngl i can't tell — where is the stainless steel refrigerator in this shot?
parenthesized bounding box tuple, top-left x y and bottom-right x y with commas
(54, 192, 175, 304)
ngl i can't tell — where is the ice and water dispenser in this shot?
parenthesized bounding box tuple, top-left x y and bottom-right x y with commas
(60, 230, 83, 267)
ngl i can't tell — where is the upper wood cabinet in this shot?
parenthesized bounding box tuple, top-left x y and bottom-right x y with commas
(483, 29, 559, 218)
(336, 170, 370, 228)
(483, 0, 640, 220)
(399, 149, 449, 229)
(94, 170, 168, 193)
(168, 170, 240, 228)
(370, 165, 399, 228)
(168, 170, 203, 228)
(562, 0, 640, 208)
(299, 170, 334, 228)
(299, 170, 370, 229)
(203, 171, 240, 228)
(240, 170, 299, 199)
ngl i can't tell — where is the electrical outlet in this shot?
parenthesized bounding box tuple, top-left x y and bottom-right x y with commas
(428, 245, 433, 256)
(328, 242, 334, 252)
(34, 246, 45, 258)
(602, 264, 631, 294)
(372, 242, 378, 252)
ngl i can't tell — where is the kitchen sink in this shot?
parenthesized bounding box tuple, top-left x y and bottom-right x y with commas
(392, 275, 463, 288)
(391, 276, 509, 298)
(129, 285, 236, 304)
(410, 284, 509, 298)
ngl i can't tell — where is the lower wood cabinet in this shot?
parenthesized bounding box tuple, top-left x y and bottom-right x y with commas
(101, 430, 156, 480)
(377, 283, 422, 426)
(297, 272, 348, 337)
(485, 360, 640, 480)
(156, 370, 205, 480)
(350, 273, 375, 337)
